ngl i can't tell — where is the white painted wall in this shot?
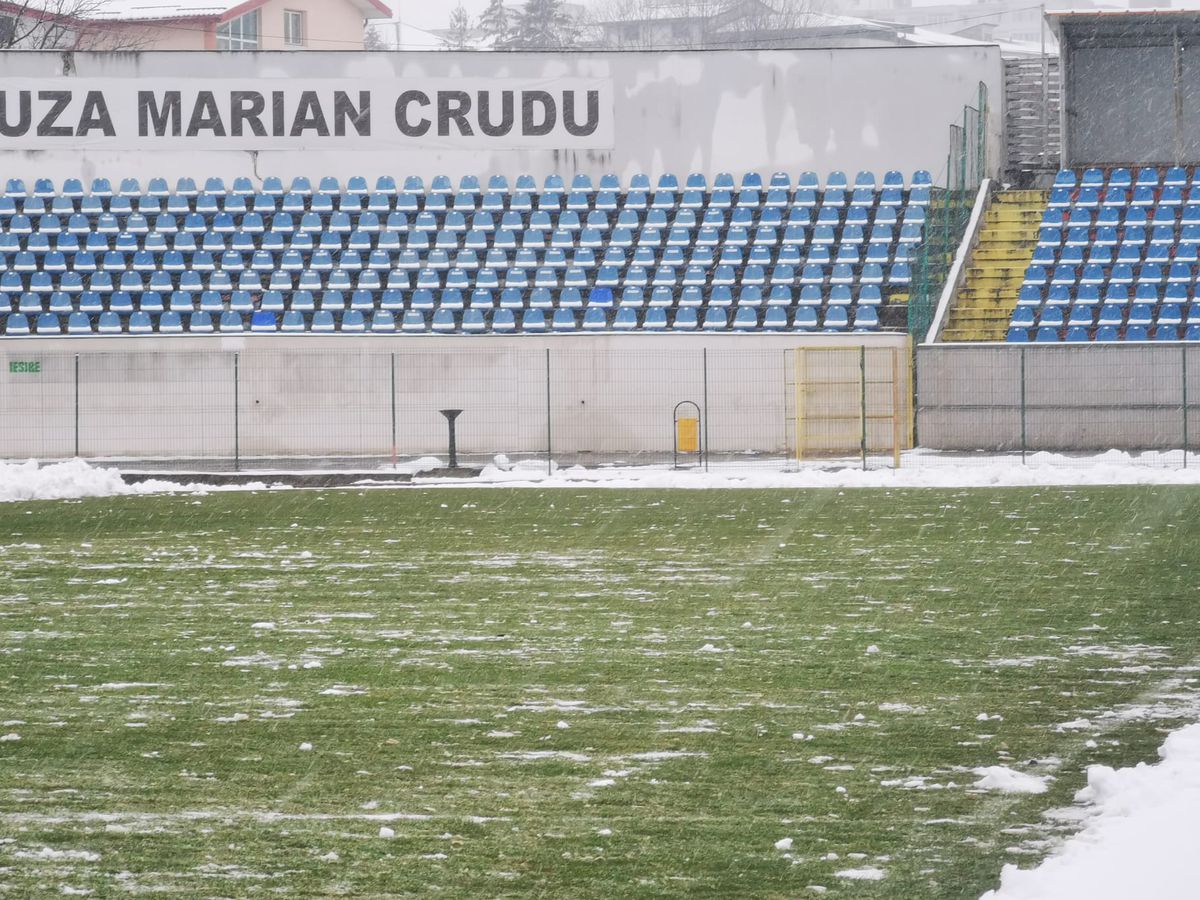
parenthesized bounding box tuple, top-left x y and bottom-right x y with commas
(0, 332, 909, 461)
(0, 47, 1003, 187)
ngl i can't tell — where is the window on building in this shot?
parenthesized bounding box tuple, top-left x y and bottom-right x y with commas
(0, 16, 17, 47)
(284, 10, 306, 47)
(216, 9, 260, 50)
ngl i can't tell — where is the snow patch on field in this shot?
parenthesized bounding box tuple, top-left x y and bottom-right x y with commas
(835, 866, 886, 880)
(981, 723, 1200, 900)
(973, 767, 1051, 795)
(10, 847, 100, 862)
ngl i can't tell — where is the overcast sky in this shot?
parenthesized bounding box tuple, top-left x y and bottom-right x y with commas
(381, 0, 496, 48)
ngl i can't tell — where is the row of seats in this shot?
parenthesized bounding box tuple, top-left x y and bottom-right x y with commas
(1053, 167, 1200, 189)
(0, 283, 891, 315)
(0, 226, 921, 261)
(1014, 302, 1197, 328)
(0, 261, 912, 291)
(0, 208, 927, 240)
(1008, 325, 1200, 342)
(0, 189, 932, 219)
(1019, 284, 1197, 306)
(3, 304, 880, 336)
(2, 170, 933, 201)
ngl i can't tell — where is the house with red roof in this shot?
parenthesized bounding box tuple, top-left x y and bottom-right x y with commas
(0, 0, 392, 50)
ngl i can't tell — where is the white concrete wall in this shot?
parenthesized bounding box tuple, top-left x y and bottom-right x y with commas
(917, 344, 1200, 451)
(0, 46, 1003, 187)
(0, 332, 909, 462)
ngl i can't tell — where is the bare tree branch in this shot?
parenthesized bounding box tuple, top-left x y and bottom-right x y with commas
(0, 0, 153, 51)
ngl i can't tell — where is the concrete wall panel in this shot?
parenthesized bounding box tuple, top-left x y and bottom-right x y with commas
(0, 47, 1003, 186)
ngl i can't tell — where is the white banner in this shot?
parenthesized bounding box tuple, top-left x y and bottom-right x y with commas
(0, 78, 615, 151)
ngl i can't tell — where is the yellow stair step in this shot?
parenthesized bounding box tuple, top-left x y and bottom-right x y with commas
(940, 188, 1046, 343)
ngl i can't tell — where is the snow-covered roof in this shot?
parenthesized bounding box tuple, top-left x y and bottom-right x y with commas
(1046, 6, 1200, 17)
(13, 0, 392, 22)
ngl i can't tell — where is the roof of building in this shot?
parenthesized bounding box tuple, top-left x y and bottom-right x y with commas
(12, 0, 391, 22)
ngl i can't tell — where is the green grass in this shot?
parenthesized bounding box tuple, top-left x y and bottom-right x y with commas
(1, 486, 1199, 898)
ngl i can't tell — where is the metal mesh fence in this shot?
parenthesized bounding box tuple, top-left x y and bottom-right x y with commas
(916, 344, 1200, 469)
(0, 341, 915, 473)
(10, 340, 1198, 475)
(908, 82, 989, 343)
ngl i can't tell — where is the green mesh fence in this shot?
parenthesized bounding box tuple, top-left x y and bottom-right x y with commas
(907, 82, 989, 342)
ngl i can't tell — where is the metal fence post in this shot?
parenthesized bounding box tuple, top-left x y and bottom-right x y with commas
(1184, 344, 1189, 470)
(702, 347, 710, 473)
(233, 351, 240, 472)
(545, 348, 552, 475)
(1020, 347, 1028, 464)
(860, 344, 868, 471)
(390, 352, 397, 470)
(73, 354, 80, 459)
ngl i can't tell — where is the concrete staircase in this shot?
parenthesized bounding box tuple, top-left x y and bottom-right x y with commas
(940, 190, 1047, 342)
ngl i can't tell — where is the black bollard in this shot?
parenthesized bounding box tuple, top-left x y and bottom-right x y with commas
(440, 409, 463, 469)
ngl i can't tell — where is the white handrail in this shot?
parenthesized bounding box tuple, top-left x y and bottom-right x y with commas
(923, 178, 993, 345)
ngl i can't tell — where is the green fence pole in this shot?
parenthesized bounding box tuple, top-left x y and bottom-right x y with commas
(545, 348, 552, 476)
(1184, 345, 1189, 469)
(702, 347, 710, 473)
(390, 352, 397, 469)
(74, 354, 80, 459)
(233, 352, 240, 472)
(860, 345, 868, 471)
(1020, 348, 1028, 465)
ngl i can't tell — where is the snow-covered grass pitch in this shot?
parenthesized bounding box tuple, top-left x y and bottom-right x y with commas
(2, 486, 1199, 898)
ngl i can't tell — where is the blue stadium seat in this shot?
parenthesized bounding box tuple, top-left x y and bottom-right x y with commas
(668, 306, 696, 330)
(479, 307, 512, 334)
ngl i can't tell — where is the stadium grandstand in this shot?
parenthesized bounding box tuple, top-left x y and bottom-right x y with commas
(7, 9, 1200, 900)
(0, 168, 928, 336)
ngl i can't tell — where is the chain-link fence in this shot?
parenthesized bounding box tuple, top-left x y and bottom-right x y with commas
(10, 339, 1197, 476)
(0, 339, 916, 473)
(917, 343, 1200, 469)
(908, 81, 989, 343)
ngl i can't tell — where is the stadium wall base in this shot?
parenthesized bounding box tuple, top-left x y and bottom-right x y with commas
(0, 333, 908, 462)
(918, 343, 1200, 451)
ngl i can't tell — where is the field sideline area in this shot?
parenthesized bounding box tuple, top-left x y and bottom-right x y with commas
(2, 487, 1200, 898)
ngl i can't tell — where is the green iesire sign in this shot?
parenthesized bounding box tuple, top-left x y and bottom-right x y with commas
(9, 361, 40, 374)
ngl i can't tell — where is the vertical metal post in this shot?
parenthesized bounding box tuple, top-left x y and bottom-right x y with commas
(233, 351, 240, 472)
(859, 344, 867, 472)
(390, 352, 397, 470)
(794, 349, 806, 465)
(73, 354, 79, 458)
(545, 348, 552, 475)
(891, 347, 902, 470)
(1175, 25, 1185, 166)
(702, 347, 710, 472)
(1183, 344, 1189, 469)
(1040, 3, 1048, 171)
(1019, 347, 1028, 465)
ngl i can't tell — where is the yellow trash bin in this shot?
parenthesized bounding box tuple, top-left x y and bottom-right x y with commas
(676, 417, 700, 454)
